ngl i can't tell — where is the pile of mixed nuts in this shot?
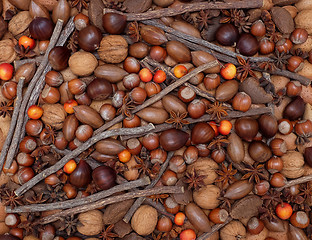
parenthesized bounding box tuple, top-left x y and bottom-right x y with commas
(0, 0, 312, 239)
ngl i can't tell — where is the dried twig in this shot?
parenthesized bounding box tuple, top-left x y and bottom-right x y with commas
(197, 217, 233, 240)
(14, 56, 43, 69)
(103, 0, 263, 21)
(14, 124, 155, 196)
(3, 19, 64, 171)
(7, 176, 151, 213)
(37, 185, 184, 225)
(123, 151, 174, 223)
(0, 77, 25, 170)
(276, 174, 312, 191)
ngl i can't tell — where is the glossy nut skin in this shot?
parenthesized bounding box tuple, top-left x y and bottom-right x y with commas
(185, 203, 211, 232)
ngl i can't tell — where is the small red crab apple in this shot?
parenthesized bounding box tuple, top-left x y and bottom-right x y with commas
(153, 69, 166, 83)
(180, 229, 196, 240)
(64, 99, 78, 114)
(218, 120, 232, 135)
(18, 35, 36, 50)
(0, 63, 14, 81)
(139, 68, 153, 82)
(174, 212, 186, 225)
(173, 65, 188, 78)
(220, 63, 236, 80)
(27, 105, 43, 119)
(276, 202, 293, 220)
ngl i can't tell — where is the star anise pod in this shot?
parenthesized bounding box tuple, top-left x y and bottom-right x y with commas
(147, 193, 169, 204)
(218, 190, 233, 211)
(262, 189, 283, 208)
(18, 220, 38, 236)
(31, 145, 51, 158)
(220, 9, 251, 33)
(40, 124, 56, 145)
(1, 189, 23, 209)
(14, 44, 36, 58)
(290, 48, 309, 59)
(59, 215, 79, 236)
(165, 111, 189, 129)
(215, 163, 237, 189)
(26, 192, 48, 204)
(99, 224, 118, 240)
(32, 158, 49, 174)
(133, 155, 153, 177)
(208, 136, 229, 150)
(270, 49, 291, 70)
(196, 10, 214, 31)
(236, 56, 257, 82)
(259, 205, 278, 221)
(70, 0, 89, 12)
(0, 100, 14, 118)
(299, 183, 312, 205)
(117, 94, 135, 118)
(184, 169, 206, 190)
(206, 101, 229, 120)
(182, 12, 199, 26)
(257, 60, 277, 72)
(114, 161, 128, 174)
(241, 163, 268, 183)
(67, 30, 79, 52)
(44, 184, 66, 202)
(127, 21, 141, 42)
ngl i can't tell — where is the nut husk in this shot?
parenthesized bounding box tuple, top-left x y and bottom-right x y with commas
(73, 105, 104, 128)
(220, 220, 246, 240)
(94, 64, 128, 83)
(8, 11, 32, 36)
(140, 24, 167, 46)
(271, 7, 295, 34)
(77, 210, 103, 236)
(227, 132, 245, 163)
(14, 62, 36, 83)
(215, 80, 239, 102)
(103, 199, 134, 224)
(230, 195, 263, 220)
(193, 184, 220, 209)
(0, 39, 16, 63)
(131, 205, 158, 236)
(191, 51, 220, 74)
(41, 104, 67, 130)
(69, 51, 98, 77)
(98, 35, 128, 63)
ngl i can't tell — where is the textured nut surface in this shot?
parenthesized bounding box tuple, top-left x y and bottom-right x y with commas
(8, 11, 32, 36)
(98, 35, 128, 63)
(69, 51, 98, 76)
(131, 205, 158, 236)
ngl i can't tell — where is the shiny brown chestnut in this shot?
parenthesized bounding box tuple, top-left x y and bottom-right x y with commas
(290, 211, 310, 229)
(278, 118, 293, 135)
(159, 129, 188, 151)
(191, 122, 215, 144)
(304, 147, 312, 167)
(73, 13, 90, 31)
(75, 124, 93, 142)
(142, 133, 159, 151)
(232, 92, 251, 112)
(129, 42, 149, 59)
(266, 156, 283, 174)
(3, 160, 18, 175)
(259, 38, 275, 55)
(150, 148, 167, 164)
(75, 92, 92, 106)
(183, 145, 198, 164)
(276, 38, 292, 53)
(178, 86, 196, 103)
(78, 25, 102, 52)
(102, 13, 127, 34)
(41, 85, 60, 104)
(145, 82, 161, 97)
(164, 197, 179, 214)
(290, 28, 308, 45)
(99, 103, 116, 121)
(157, 216, 173, 232)
(286, 81, 302, 97)
(25, 119, 43, 136)
(130, 87, 147, 104)
(69, 160, 92, 188)
(123, 57, 141, 73)
(92, 165, 116, 190)
(48, 46, 71, 71)
(250, 20, 266, 37)
(54, 132, 68, 150)
(168, 155, 186, 173)
(203, 74, 220, 90)
(258, 114, 278, 138)
(87, 78, 113, 100)
(29, 17, 54, 40)
(44, 173, 60, 186)
(211, 149, 226, 163)
(235, 117, 259, 142)
(294, 119, 312, 136)
(161, 170, 178, 186)
(270, 172, 286, 187)
(149, 46, 167, 62)
(208, 208, 228, 224)
(236, 33, 259, 56)
(17, 167, 35, 184)
(247, 217, 264, 235)
(112, 90, 126, 108)
(123, 115, 141, 128)
(215, 23, 239, 46)
(1, 81, 17, 99)
(248, 141, 272, 162)
(68, 78, 86, 95)
(254, 180, 270, 196)
(126, 138, 142, 156)
(39, 225, 56, 240)
(287, 56, 304, 72)
(9, 228, 24, 240)
(270, 138, 287, 156)
(16, 153, 34, 167)
(19, 136, 37, 153)
(188, 99, 205, 119)
(45, 70, 64, 87)
(63, 183, 77, 199)
(283, 96, 305, 121)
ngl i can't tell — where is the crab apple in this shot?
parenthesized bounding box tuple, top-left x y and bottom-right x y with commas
(18, 35, 36, 50)
(63, 159, 77, 174)
(180, 229, 196, 240)
(27, 105, 43, 119)
(218, 120, 232, 135)
(0, 63, 14, 81)
(220, 63, 236, 80)
(174, 212, 186, 226)
(64, 99, 78, 114)
(139, 68, 153, 82)
(173, 65, 188, 78)
(153, 70, 166, 83)
(276, 202, 293, 220)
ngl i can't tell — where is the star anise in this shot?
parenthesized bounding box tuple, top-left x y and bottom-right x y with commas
(262, 189, 283, 208)
(117, 94, 135, 118)
(241, 163, 268, 184)
(220, 9, 251, 33)
(147, 193, 169, 204)
(133, 155, 155, 178)
(184, 169, 206, 190)
(99, 224, 118, 240)
(206, 101, 229, 120)
(26, 192, 48, 204)
(14, 44, 36, 58)
(196, 10, 214, 31)
(257, 60, 277, 72)
(290, 48, 309, 59)
(59, 215, 79, 236)
(32, 158, 49, 174)
(165, 111, 189, 129)
(282, 187, 307, 212)
(114, 161, 128, 174)
(40, 124, 56, 145)
(208, 136, 229, 150)
(86, 181, 99, 194)
(299, 183, 312, 205)
(259, 205, 277, 221)
(270, 49, 291, 70)
(236, 56, 257, 82)
(1, 189, 23, 209)
(0, 100, 14, 118)
(18, 220, 38, 236)
(44, 184, 66, 202)
(127, 21, 141, 42)
(31, 145, 51, 158)
(102, 0, 126, 11)
(182, 12, 200, 26)
(215, 163, 237, 189)
(67, 30, 79, 52)
(218, 190, 233, 211)
(70, 0, 89, 12)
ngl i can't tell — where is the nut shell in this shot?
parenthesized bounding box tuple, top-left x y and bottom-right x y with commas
(77, 210, 103, 236)
(131, 205, 158, 236)
(69, 51, 98, 77)
(41, 104, 66, 130)
(73, 105, 104, 128)
(98, 35, 128, 63)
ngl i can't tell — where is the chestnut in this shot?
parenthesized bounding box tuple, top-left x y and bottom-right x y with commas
(41, 85, 60, 104)
(142, 133, 159, 151)
(1, 81, 17, 100)
(208, 208, 228, 224)
(211, 149, 226, 163)
(48, 46, 71, 71)
(54, 132, 68, 150)
(16, 153, 34, 167)
(150, 148, 167, 164)
(129, 42, 149, 59)
(161, 170, 177, 186)
(149, 46, 167, 62)
(123, 115, 141, 128)
(126, 138, 142, 156)
(253, 180, 270, 196)
(68, 78, 86, 95)
(183, 145, 198, 164)
(87, 78, 113, 100)
(247, 217, 264, 235)
(235, 117, 259, 142)
(69, 160, 92, 188)
(203, 74, 220, 90)
(99, 103, 116, 121)
(278, 118, 293, 135)
(145, 82, 161, 97)
(250, 20, 266, 37)
(123, 57, 141, 73)
(236, 33, 259, 56)
(259, 38, 275, 55)
(102, 13, 127, 34)
(283, 96, 305, 120)
(295, 120, 312, 136)
(17, 167, 35, 184)
(169, 155, 186, 173)
(276, 38, 292, 53)
(270, 172, 286, 188)
(290, 211, 310, 229)
(258, 114, 278, 138)
(286, 81, 302, 97)
(63, 183, 77, 199)
(45, 70, 64, 87)
(92, 165, 116, 190)
(164, 197, 179, 214)
(73, 13, 90, 31)
(266, 157, 283, 174)
(25, 119, 43, 136)
(29, 17, 54, 40)
(232, 92, 251, 112)
(178, 86, 196, 103)
(215, 23, 239, 46)
(130, 87, 147, 104)
(290, 28, 308, 45)
(3, 160, 18, 175)
(19, 136, 37, 153)
(78, 25, 102, 52)
(248, 141, 271, 162)
(187, 99, 206, 119)
(191, 122, 214, 144)
(160, 129, 189, 151)
(269, 138, 287, 156)
(75, 92, 92, 106)
(75, 124, 93, 142)
(157, 216, 172, 232)
(45, 174, 60, 186)
(304, 147, 312, 167)
(287, 56, 304, 72)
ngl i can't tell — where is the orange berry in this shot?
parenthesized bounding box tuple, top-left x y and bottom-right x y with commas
(0, 63, 14, 81)
(64, 99, 78, 114)
(173, 65, 188, 78)
(118, 149, 131, 163)
(139, 68, 153, 82)
(18, 35, 36, 50)
(220, 63, 236, 80)
(180, 229, 196, 240)
(63, 159, 77, 174)
(153, 70, 166, 83)
(174, 212, 185, 226)
(218, 120, 232, 135)
(27, 105, 43, 119)
(276, 202, 293, 220)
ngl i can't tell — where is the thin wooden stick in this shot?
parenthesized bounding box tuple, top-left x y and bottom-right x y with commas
(3, 19, 64, 171)
(6, 176, 151, 213)
(14, 124, 155, 196)
(276, 174, 312, 191)
(37, 185, 184, 225)
(0, 77, 25, 171)
(103, 0, 263, 21)
(197, 217, 233, 240)
(123, 151, 174, 223)
(144, 198, 175, 221)
(14, 56, 43, 69)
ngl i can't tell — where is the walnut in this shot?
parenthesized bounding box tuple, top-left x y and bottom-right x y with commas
(193, 184, 220, 209)
(131, 205, 158, 236)
(281, 150, 305, 178)
(98, 35, 128, 64)
(8, 11, 32, 36)
(187, 157, 219, 185)
(68, 51, 98, 77)
(77, 210, 103, 236)
(41, 104, 67, 130)
(0, 39, 16, 63)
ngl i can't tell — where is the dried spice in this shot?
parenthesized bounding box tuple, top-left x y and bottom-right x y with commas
(206, 101, 229, 120)
(215, 163, 237, 189)
(165, 111, 189, 129)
